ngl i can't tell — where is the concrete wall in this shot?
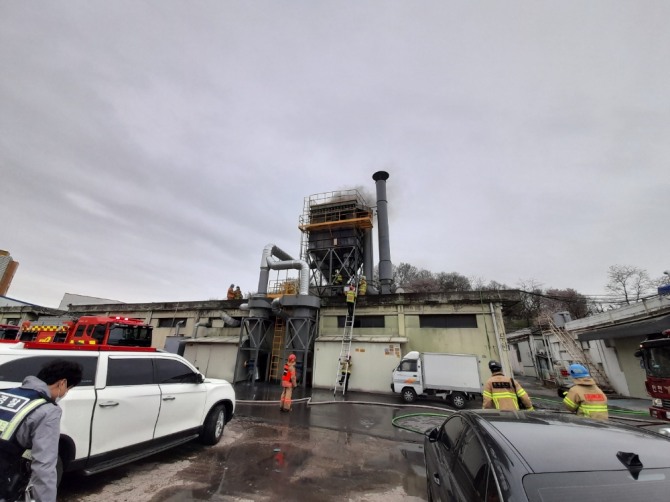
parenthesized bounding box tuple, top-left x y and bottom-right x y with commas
(613, 336, 647, 399)
(313, 340, 402, 393)
(182, 341, 239, 382)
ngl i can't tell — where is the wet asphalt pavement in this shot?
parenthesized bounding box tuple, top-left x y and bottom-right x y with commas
(57, 383, 458, 501)
(56, 379, 666, 501)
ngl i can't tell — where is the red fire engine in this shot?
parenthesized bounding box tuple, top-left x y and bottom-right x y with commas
(635, 328, 670, 421)
(0, 324, 19, 341)
(18, 316, 153, 347)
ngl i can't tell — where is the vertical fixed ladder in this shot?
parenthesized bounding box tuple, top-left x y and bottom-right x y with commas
(269, 317, 286, 381)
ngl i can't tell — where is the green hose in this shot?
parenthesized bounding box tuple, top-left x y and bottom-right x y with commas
(391, 412, 451, 434)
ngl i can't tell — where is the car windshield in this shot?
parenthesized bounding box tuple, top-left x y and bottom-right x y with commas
(643, 347, 670, 378)
(523, 469, 670, 501)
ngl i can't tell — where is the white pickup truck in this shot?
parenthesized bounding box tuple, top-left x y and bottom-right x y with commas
(0, 342, 236, 483)
(391, 351, 482, 408)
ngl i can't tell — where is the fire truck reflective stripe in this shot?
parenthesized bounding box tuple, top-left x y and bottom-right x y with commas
(25, 326, 67, 332)
(0, 398, 48, 440)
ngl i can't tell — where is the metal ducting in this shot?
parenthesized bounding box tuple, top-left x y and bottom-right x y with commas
(257, 243, 310, 295)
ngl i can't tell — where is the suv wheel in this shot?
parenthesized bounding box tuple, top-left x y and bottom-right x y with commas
(199, 405, 225, 445)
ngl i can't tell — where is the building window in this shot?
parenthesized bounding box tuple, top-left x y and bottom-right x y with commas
(337, 315, 385, 328)
(419, 314, 478, 329)
(157, 318, 188, 328)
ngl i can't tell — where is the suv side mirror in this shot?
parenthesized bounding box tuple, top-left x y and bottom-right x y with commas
(426, 427, 439, 442)
(197, 374, 205, 384)
(634, 350, 642, 358)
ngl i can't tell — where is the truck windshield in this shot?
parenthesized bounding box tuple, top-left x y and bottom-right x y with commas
(108, 325, 152, 347)
(643, 347, 670, 378)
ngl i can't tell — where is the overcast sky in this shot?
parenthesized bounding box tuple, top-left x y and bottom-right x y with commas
(2, 2, 669, 308)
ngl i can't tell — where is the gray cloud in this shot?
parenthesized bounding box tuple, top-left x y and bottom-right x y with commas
(2, 1, 668, 307)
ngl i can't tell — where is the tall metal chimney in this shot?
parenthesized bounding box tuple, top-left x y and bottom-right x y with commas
(373, 171, 393, 294)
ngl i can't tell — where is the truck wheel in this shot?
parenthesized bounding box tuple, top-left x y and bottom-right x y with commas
(199, 405, 225, 445)
(401, 387, 417, 403)
(450, 392, 466, 409)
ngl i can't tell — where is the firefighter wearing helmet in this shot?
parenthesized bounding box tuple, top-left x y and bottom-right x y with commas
(280, 354, 298, 412)
(482, 360, 534, 411)
(563, 364, 608, 420)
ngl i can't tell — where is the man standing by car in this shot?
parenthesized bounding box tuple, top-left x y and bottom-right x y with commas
(0, 359, 83, 502)
(482, 360, 534, 411)
(280, 354, 298, 412)
(563, 363, 608, 420)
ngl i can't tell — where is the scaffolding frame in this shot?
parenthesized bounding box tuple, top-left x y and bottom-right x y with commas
(299, 189, 373, 297)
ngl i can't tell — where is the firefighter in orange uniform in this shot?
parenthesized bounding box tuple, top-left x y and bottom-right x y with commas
(280, 354, 298, 412)
(482, 360, 534, 411)
(563, 364, 608, 420)
(227, 284, 235, 300)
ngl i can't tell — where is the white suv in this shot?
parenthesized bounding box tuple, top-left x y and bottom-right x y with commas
(0, 342, 235, 481)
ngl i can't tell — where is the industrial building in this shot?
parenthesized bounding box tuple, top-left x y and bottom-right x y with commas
(0, 172, 521, 393)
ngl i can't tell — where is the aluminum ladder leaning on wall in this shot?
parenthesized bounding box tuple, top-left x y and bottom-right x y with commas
(334, 286, 357, 395)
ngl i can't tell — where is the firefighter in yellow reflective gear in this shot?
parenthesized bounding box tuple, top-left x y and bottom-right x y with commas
(358, 275, 367, 296)
(346, 284, 357, 317)
(482, 360, 534, 411)
(563, 363, 608, 420)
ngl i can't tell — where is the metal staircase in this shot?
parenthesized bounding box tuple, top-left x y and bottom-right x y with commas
(544, 317, 612, 391)
(269, 317, 286, 381)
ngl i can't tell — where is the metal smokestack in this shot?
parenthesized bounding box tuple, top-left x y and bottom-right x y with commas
(373, 171, 393, 294)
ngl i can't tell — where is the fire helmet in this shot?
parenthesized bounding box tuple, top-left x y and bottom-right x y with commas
(488, 360, 502, 372)
(569, 363, 590, 378)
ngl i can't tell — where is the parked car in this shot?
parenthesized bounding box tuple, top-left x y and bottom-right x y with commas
(424, 409, 670, 502)
(0, 342, 235, 484)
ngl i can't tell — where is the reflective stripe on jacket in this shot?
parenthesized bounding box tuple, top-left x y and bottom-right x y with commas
(482, 373, 534, 411)
(563, 377, 608, 420)
(0, 385, 51, 502)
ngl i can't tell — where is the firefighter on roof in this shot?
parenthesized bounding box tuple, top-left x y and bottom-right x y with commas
(227, 284, 235, 300)
(358, 276, 367, 296)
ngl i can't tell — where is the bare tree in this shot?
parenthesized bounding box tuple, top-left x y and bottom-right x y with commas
(605, 265, 653, 305)
(436, 272, 472, 291)
(542, 288, 589, 320)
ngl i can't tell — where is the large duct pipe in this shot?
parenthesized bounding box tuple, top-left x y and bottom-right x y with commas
(257, 244, 295, 294)
(364, 229, 374, 280)
(373, 171, 393, 294)
(221, 313, 241, 327)
(257, 243, 310, 295)
(266, 259, 310, 295)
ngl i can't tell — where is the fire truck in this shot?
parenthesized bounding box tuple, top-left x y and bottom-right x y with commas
(0, 323, 19, 341)
(635, 328, 670, 421)
(18, 315, 153, 347)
